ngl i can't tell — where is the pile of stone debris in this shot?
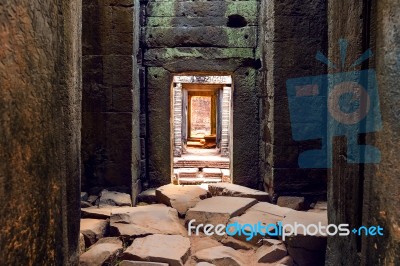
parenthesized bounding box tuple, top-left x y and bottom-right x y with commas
(79, 183, 327, 266)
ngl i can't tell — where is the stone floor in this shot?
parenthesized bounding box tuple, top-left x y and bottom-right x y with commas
(79, 184, 328, 266)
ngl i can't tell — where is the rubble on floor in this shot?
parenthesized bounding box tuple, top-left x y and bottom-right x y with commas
(277, 196, 305, 211)
(79, 184, 328, 266)
(156, 184, 210, 216)
(208, 183, 270, 202)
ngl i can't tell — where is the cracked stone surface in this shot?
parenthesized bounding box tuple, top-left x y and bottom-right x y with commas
(80, 218, 109, 246)
(79, 237, 123, 266)
(185, 196, 257, 227)
(110, 204, 187, 238)
(208, 183, 270, 202)
(156, 184, 209, 216)
(121, 234, 191, 266)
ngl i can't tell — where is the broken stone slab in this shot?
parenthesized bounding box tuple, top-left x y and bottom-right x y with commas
(81, 206, 114, 219)
(208, 183, 270, 202)
(281, 210, 327, 265)
(193, 246, 249, 266)
(185, 196, 257, 227)
(110, 204, 187, 238)
(227, 202, 292, 245)
(156, 184, 209, 216)
(99, 189, 132, 207)
(137, 188, 157, 204)
(120, 261, 169, 266)
(256, 244, 287, 263)
(189, 234, 223, 254)
(121, 234, 191, 266)
(87, 195, 99, 205)
(277, 196, 305, 210)
(80, 218, 109, 246)
(79, 237, 123, 266)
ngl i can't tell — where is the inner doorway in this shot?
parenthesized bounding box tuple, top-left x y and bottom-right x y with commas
(171, 75, 233, 185)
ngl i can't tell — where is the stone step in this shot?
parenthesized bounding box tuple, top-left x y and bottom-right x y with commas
(178, 177, 222, 185)
(174, 161, 229, 169)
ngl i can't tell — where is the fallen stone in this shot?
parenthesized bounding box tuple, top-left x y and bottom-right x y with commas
(282, 210, 327, 266)
(79, 233, 86, 255)
(208, 183, 270, 202)
(81, 201, 92, 208)
(156, 184, 209, 216)
(121, 234, 191, 266)
(193, 246, 248, 266)
(220, 235, 254, 250)
(137, 189, 157, 204)
(99, 189, 131, 207)
(81, 206, 114, 219)
(189, 234, 223, 254)
(87, 195, 99, 205)
(110, 204, 187, 238)
(120, 261, 169, 266)
(81, 192, 89, 201)
(80, 218, 109, 246)
(185, 196, 257, 227)
(227, 202, 292, 244)
(277, 196, 305, 210)
(256, 244, 287, 263)
(79, 237, 123, 266)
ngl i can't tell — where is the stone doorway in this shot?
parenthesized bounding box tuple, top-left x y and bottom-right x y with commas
(172, 75, 233, 185)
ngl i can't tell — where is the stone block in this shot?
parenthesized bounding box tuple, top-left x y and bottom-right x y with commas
(193, 246, 249, 266)
(277, 196, 305, 210)
(121, 234, 191, 266)
(81, 206, 114, 219)
(185, 196, 257, 227)
(80, 218, 109, 246)
(79, 237, 123, 266)
(208, 183, 270, 202)
(145, 27, 257, 48)
(110, 204, 187, 238)
(99, 189, 132, 207)
(156, 184, 209, 216)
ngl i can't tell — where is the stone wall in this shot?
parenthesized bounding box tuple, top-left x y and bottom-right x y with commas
(259, 0, 328, 198)
(0, 0, 81, 264)
(142, 0, 261, 189)
(327, 0, 400, 265)
(82, 0, 141, 200)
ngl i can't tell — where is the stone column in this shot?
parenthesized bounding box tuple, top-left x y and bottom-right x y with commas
(221, 86, 232, 157)
(173, 83, 183, 157)
(0, 0, 82, 264)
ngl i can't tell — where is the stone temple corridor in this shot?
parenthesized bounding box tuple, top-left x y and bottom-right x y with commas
(0, 0, 399, 266)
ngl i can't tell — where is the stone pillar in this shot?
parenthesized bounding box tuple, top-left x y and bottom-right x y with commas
(82, 0, 141, 197)
(0, 0, 82, 264)
(220, 86, 232, 157)
(173, 83, 183, 157)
